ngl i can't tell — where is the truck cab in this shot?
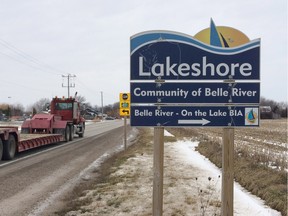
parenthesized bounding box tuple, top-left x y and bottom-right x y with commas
(50, 97, 84, 125)
(21, 96, 85, 141)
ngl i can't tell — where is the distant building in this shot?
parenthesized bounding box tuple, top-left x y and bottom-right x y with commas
(260, 106, 282, 119)
(260, 106, 273, 119)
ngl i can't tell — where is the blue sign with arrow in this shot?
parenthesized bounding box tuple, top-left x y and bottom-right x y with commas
(131, 106, 259, 127)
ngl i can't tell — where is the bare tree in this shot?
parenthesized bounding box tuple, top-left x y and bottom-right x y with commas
(75, 95, 86, 104)
(32, 98, 51, 113)
(12, 103, 25, 116)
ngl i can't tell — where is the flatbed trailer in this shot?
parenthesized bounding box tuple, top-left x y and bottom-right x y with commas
(0, 126, 64, 160)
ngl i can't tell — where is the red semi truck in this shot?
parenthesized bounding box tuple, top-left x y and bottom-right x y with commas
(0, 95, 85, 160)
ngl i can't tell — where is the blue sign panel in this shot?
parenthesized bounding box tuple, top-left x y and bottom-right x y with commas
(131, 82, 260, 104)
(131, 106, 259, 127)
(130, 31, 260, 80)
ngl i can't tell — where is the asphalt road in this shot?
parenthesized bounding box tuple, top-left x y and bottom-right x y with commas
(0, 120, 133, 216)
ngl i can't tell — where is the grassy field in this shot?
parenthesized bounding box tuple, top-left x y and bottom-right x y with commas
(168, 119, 287, 216)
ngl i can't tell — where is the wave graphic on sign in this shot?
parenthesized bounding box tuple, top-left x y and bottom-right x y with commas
(130, 20, 260, 81)
(130, 30, 260, 55)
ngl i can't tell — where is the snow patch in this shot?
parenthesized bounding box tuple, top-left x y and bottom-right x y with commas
(172, 140, 281, 216)
(164, 130, 174, 137)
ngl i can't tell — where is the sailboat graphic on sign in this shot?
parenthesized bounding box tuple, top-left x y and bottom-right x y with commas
(247, 109, 256, 121)
(245, 108, 258, 125)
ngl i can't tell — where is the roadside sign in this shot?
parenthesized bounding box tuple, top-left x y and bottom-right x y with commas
(131, 82, 260, 104)
(120, 108, 130, 116)
(131, 105, 259, 127)
(120, 93, 130, 101)
(130, 31, 260, 128)
(130, 31, 260, 81)
(120, 101, 130, 108)
(119, 93, 130, 116)
(130, 24, 261, 216)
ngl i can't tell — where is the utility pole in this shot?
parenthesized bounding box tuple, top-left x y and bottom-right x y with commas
(62, 74, 76, 97)
(8, 96, 12, 120)
(101, 91, 104, 120)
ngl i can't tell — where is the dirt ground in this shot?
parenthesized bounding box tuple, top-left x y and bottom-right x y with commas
(60, 129, 224, 216)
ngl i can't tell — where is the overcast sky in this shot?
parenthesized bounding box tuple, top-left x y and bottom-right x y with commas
(0, 0, 287, 108)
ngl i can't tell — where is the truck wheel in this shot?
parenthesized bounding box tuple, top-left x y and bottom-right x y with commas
(69, 125, 74, 141)
(0, 139, 3, 160)
(3, 135, 16, 160)
(79, 123, 85, 138)
(64, 125, 70, 142)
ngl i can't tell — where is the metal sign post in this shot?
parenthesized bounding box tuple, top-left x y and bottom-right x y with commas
(124, 116, 127, 150)
(119, 93, 130, 150)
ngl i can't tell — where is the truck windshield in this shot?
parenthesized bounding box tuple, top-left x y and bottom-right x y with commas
(55, 103, 73, 110)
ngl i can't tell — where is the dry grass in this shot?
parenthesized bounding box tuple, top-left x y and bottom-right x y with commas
(169, 119, 288, 216)
(196, 139, 287, 216)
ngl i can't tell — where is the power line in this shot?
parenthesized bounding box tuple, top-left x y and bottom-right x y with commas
(77, 78, 99, 94)
(0, 38, 65, 75)
(0, 50, 58, 75)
